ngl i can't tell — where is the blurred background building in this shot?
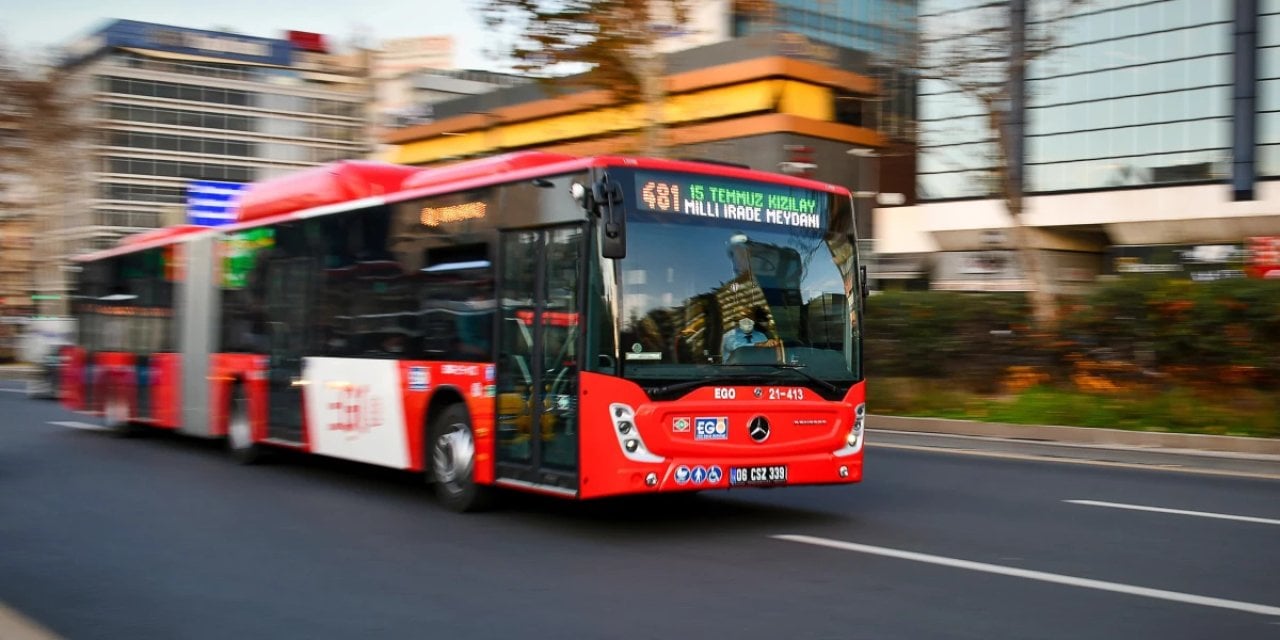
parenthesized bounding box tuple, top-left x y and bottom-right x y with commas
(0, 181, 36, 360)
(2, 72, 46, 357)
(367, 35, 531, 146)
(373, 68, 529, 133)
(12, 1, 1279, 358)
(380, 32, 891, 241)
(30, 20, 372, 316)
(380, 0, 922, 243)
(884, 0, 1280, 292)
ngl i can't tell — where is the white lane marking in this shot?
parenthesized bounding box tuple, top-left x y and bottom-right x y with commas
(0, 601, 65, 640)
(868, 442, 1280, 481)
(48, 421, 107, 431)
(1066, 500, 1280, 526)
(773, 534, 1280, 617)
(0, 388, 27, 394)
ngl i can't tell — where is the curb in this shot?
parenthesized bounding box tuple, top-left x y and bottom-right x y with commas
(0, 366, 37, 382)
(0, 603, 62, 640)
(868, 415, 1280, 457)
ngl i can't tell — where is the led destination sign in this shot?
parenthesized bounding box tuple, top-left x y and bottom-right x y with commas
(633, 172, 828, 230)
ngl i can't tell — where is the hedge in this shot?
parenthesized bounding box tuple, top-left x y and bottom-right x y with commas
(865, 277, 1280, 394)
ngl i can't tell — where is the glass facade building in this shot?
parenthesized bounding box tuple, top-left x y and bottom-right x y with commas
(735, 0, 917, 56)
(733, 0, 919, 140)
(887, 0, 1280, 293)
(918, 0, 1259, 200)
(1028, 0, 1232, 193)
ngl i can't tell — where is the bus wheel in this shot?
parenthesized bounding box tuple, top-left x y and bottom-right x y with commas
(103, 390, 135, 437)
(226, 385, 263, 464)
(429, 403, 493, 512)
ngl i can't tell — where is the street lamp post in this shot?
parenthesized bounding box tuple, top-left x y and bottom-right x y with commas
(847, 147, 880, 241)
(980, 229, 1006, 292)
(847, 148, 880, 292)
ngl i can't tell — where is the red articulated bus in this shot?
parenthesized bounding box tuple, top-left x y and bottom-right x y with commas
(63, 152, 868, 511)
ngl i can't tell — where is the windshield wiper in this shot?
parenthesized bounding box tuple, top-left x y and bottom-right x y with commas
(723, 363, 843, 396)
(643, 374, 774, 399)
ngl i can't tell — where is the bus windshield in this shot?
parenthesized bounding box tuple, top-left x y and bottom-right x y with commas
(616, 170, 859, 395)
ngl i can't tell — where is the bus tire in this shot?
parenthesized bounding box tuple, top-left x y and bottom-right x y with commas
(226, 384, 263, 465)
(429, 403, 493, 512)
(102, 388, 136, 437)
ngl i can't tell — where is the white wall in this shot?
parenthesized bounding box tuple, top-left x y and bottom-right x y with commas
(878, 182, 1280, 253)
(19, 318, 75, 363)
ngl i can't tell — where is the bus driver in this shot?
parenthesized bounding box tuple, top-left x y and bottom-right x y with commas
(721, 307, 778, 362)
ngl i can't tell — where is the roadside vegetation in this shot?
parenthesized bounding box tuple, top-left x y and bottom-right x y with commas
(865, 278, 1280, 439)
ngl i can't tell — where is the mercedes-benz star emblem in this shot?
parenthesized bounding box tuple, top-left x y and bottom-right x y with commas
(748, 416, 771, 443)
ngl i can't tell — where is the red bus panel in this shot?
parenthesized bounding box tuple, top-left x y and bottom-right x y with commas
(237, 161, 421, 223)
(577, 372, 864, 499)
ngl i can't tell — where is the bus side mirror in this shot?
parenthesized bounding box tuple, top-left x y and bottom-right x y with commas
(592, 177, 626, 259)
(859, 265, 869, 303)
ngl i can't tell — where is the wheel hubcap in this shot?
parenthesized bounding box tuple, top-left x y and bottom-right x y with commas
(433, 423, 475, 492)
(229, 397, 251, 450)
(105, 397, 127, 426)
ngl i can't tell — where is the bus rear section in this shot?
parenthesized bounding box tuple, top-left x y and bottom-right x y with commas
(61, 226, 210, 433)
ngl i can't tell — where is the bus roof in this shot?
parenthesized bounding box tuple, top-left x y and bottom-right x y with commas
(74, 224, 213, 262)
(401, 151, 578, 191)
(222, 152, 851, 232)
(387, 152, 851, 205)
(236, 160, 422, 224)
(79, 152, 855, 261)
(119, 224, 209, 246)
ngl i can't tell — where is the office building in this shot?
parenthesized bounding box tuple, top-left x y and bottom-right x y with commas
(886, 0, 1280, 291)
(382, 32, 891, 241)
(34, 20, 371, 315)
(375, 68, 529, 132)
(0, 211, 34, 360)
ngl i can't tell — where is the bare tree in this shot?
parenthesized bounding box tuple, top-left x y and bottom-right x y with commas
(0, 47, 82, 168)
(0, 45, 86, 317)
(476, 0, 701, 155)
(916, 0, 1090, 329)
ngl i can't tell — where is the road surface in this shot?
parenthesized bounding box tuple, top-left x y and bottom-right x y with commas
(2, 382, 1277, 639)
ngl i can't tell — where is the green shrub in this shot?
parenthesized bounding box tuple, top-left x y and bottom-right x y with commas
(865, 291, 1040, 392)
(864, 278, 1280, 436)
(866, 278, 1280, 392)
(1059, 277, 1280, 389)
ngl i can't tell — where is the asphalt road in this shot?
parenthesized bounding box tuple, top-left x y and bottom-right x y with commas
(2, 382, 1279, 640)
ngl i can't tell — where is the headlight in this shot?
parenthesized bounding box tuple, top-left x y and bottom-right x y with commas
(609, 403, 663, 463)
(847, 403, 866, 447)
(834, 403, 865, 457)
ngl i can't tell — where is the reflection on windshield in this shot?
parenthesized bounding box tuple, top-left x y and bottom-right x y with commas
(619, 217, 854, 383)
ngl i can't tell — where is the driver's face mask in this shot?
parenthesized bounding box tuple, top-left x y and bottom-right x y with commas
(738, 318, 755, 333)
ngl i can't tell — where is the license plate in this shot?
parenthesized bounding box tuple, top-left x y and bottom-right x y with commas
(729, 465, 787, 486)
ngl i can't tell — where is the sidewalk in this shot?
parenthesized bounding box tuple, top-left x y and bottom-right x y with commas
(869, 415, 1280, 479)
(0, 364, 36, 382)
(0, 603, 61, 640)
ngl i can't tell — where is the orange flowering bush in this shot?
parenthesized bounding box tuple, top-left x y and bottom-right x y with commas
(869, 277, 1280, 395)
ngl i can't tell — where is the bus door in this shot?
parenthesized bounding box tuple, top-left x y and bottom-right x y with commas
(494, 225, 584, 493)
(264, 256, 314, 442)
(134, 353, 153, 420)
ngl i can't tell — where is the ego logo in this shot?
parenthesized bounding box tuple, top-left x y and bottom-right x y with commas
(327, 384, 384, 438)
(695, 417, 729, 440)
(713, 387, 736, 400)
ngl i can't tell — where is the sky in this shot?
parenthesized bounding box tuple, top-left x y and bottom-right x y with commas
(0, 0, 502, 69)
